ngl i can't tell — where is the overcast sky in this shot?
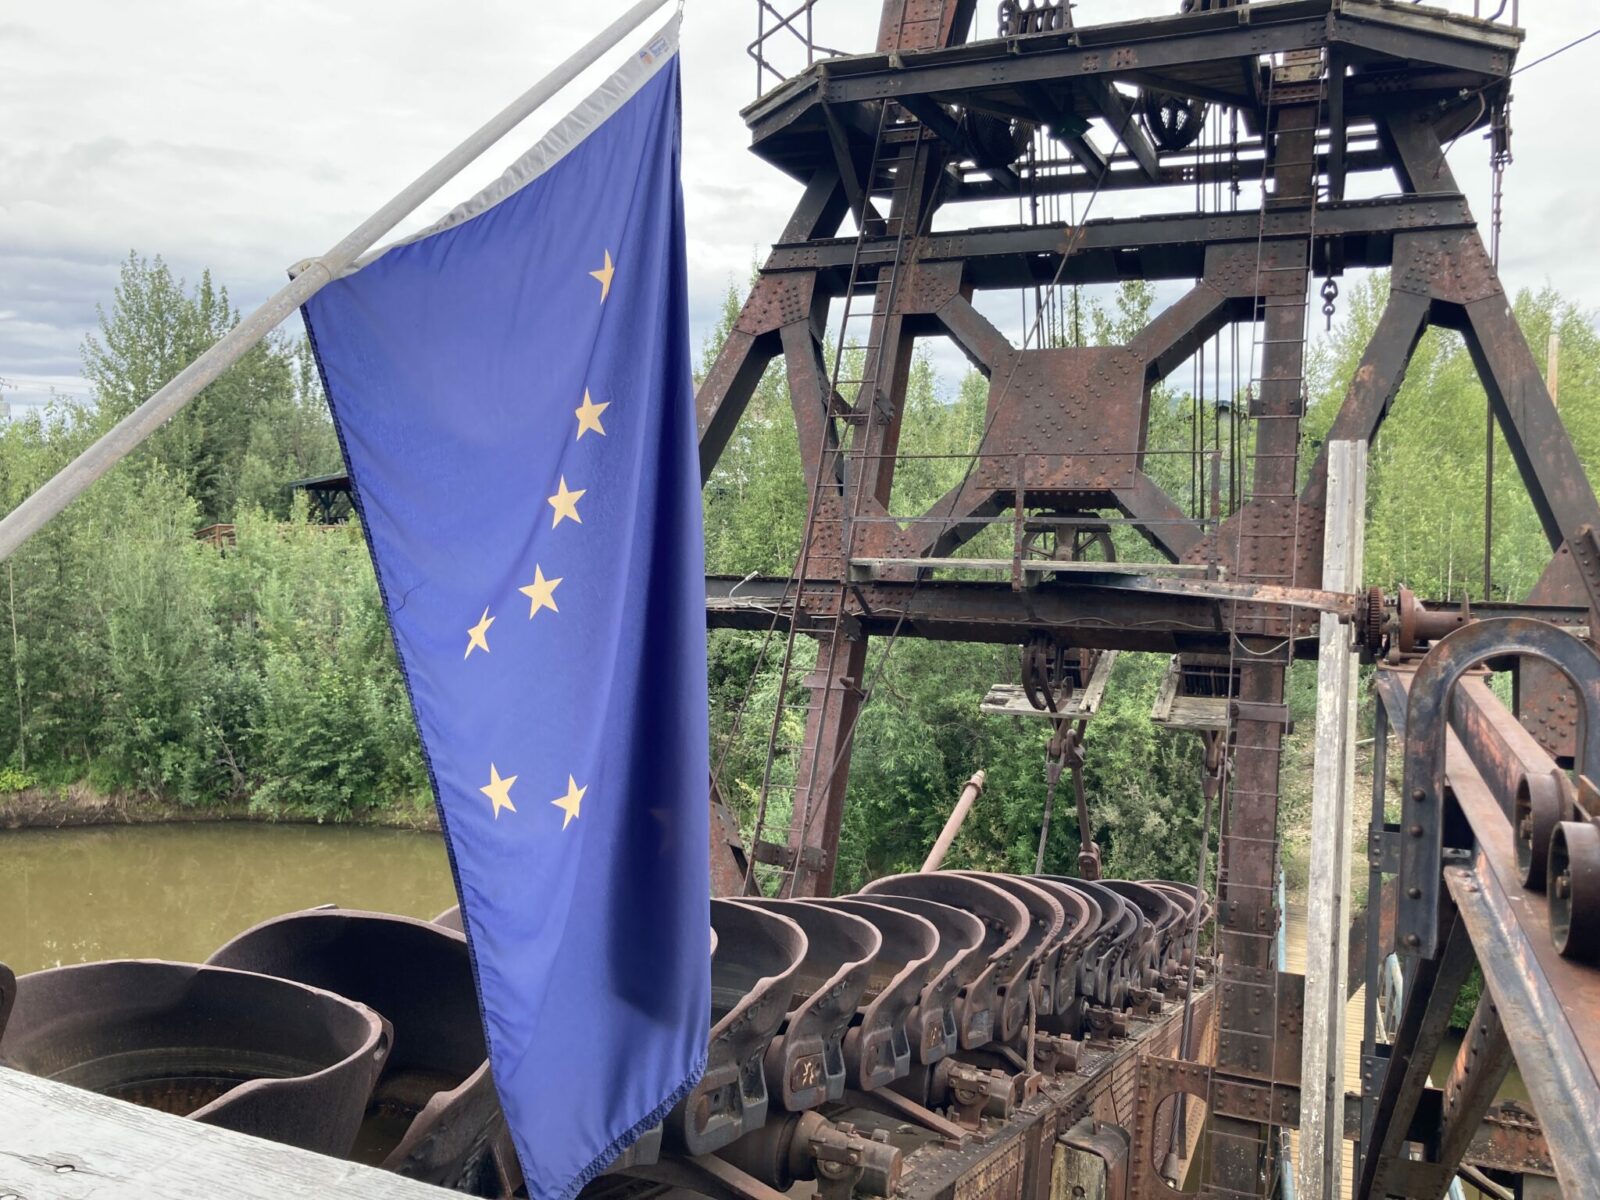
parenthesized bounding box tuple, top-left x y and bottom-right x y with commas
(3, 1, 1598, 411)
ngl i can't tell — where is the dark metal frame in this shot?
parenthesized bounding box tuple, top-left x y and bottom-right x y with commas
(702, 2, 1600, 1194)
(1367, 625, 1600, 1198)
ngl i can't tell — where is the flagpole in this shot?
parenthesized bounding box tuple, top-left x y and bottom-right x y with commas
(0, 0, 675, 563)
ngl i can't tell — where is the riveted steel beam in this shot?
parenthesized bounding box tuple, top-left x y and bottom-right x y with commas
(764, 195, 1473, 290)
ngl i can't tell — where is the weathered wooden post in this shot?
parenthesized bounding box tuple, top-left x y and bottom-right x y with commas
(1299, 438, 1368, 1199)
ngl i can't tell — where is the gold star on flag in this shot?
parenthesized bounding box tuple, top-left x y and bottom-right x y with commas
(552, 775, 587, 829)
(574, 389, 609, 440)
(589, 250, 615, 303)
(464, 607, 494, 658)
(480, 763, 517, 819)
(547, 476, 585, 528)
(518, 565, 561, 618)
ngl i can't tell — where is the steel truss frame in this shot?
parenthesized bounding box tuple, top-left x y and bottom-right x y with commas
(1366, 627, 1600, 1200)
(698, 2, 1600, 1195)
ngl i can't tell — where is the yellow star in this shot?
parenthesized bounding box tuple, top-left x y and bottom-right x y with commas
(574, 389, 609, 440)
(552, 775, 587, 829)
(518, 565, 561, 618)
(480, 763, 517, 819)
(464, 607, 494, 659)
(547, 476, 585, 528)
(589, 250, 615, 303)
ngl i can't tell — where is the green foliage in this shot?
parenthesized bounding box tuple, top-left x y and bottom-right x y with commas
(83, 254, 340, 523)
(834, 646, 1208, 891)
(0, 766, 37, 793)
(0, 255, 417, 819)
(11, 245, 1600, 883)
(1307, 273, 1600, 600)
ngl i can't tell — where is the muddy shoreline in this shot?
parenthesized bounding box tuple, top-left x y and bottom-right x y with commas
(0, 785, 440, 833)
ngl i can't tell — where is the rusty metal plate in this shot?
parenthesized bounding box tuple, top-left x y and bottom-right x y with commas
(953, 1135, 1026, 1200)
(736, 273, 815, 337)
(976, 348, 1142, 494)
(1215, 966, 1303, 1086)
(892, 261, 964, 317)
(1130, 1056, 1210, 1198)
(1392, 230, 1502, 307)
(1204, 242, 1310, 299)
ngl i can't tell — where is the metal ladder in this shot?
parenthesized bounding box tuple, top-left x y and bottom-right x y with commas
(1202, 48, 1328, 1189)
(742, 64, 930, 896)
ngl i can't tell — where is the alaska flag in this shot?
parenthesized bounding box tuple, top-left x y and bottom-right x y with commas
(300, 21, 708, 1199)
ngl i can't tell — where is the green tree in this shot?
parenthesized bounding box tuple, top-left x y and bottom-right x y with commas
(82, 253, 340, 524)
(1306, 273, 1600, 601)
(701, 278, 1211, 891)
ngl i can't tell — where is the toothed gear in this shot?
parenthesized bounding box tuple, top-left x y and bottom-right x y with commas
(1364, 586, 1386, 657)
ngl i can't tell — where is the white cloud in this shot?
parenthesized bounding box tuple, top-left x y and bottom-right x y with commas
(1, 1, 1596, 413)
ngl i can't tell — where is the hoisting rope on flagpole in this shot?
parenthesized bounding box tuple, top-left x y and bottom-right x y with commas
(0, 0, 676, 564)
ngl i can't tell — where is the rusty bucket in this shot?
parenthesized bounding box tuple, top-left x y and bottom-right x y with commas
(0, 959, 389, 1157)
(208, 906, 516, 1194)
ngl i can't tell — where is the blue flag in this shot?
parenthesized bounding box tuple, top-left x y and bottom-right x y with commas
(301, 22, 708, 1198)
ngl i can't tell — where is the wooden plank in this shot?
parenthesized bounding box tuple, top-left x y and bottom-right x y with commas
(1151, 655, 1229, 731)
(1160, 696, 1229, 731)
(981, 683, 1074, 718)
(1151, 655, 1181, 723)
(1079, 649, 1117, 715)
(847, 557, 1357, 615)
(1298, 440, 1368, 1200)
(0, 1066, 450, 1199)
(848, 557, 1220, 579)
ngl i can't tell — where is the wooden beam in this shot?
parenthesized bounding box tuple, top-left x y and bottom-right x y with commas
(0, 1066, 448, 1198)
(1298, 439, 1367, 1200)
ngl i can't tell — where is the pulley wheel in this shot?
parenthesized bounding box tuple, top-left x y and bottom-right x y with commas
(1514, 772, 1564, 891)
(1138, 89, 1206, 152)
(1548, 820, 1600, 961)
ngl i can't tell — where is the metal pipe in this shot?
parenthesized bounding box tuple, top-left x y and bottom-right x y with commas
(921, 771, 986, 872)
(0, 0, 674, 564)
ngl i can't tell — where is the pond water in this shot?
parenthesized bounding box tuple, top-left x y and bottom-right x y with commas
(1, 823, 458, 975)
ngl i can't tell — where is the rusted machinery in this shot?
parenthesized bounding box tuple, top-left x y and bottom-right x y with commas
(0, 959, 391, 1157)
(708, 0, 1593, 1196)
(2, 1, 1594, 1197)
(0, 867, 1208, 1198)
(1356, 612, 1600, 1198)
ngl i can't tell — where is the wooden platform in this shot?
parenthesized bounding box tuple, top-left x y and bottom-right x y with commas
(848, 556, 1221, 582)
(980, 650, 1118, 719)
(0, 1067, 449, 1198)
(1150, 655, 1231, 731)
(847, 557, 1356, 617)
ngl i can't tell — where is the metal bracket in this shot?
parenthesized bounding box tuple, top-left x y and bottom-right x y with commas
(1230, 699, 1292, 727)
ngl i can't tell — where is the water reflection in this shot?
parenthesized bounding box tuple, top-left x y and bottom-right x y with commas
(1, 823, 457, 974)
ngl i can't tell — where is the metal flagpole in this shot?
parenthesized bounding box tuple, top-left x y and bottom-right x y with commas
(0, 0, 674, 563)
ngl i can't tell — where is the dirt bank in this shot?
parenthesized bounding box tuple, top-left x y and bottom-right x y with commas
(0, 785, 440, 833)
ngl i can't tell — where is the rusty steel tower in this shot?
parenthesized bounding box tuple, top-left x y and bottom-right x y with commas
(701, 1, 1600, 1195)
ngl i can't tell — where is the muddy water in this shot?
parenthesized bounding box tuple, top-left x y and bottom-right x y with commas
(1, 823, 458, 974)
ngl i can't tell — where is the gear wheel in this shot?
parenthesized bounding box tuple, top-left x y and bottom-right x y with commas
(1362, 586, 1386, 658)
